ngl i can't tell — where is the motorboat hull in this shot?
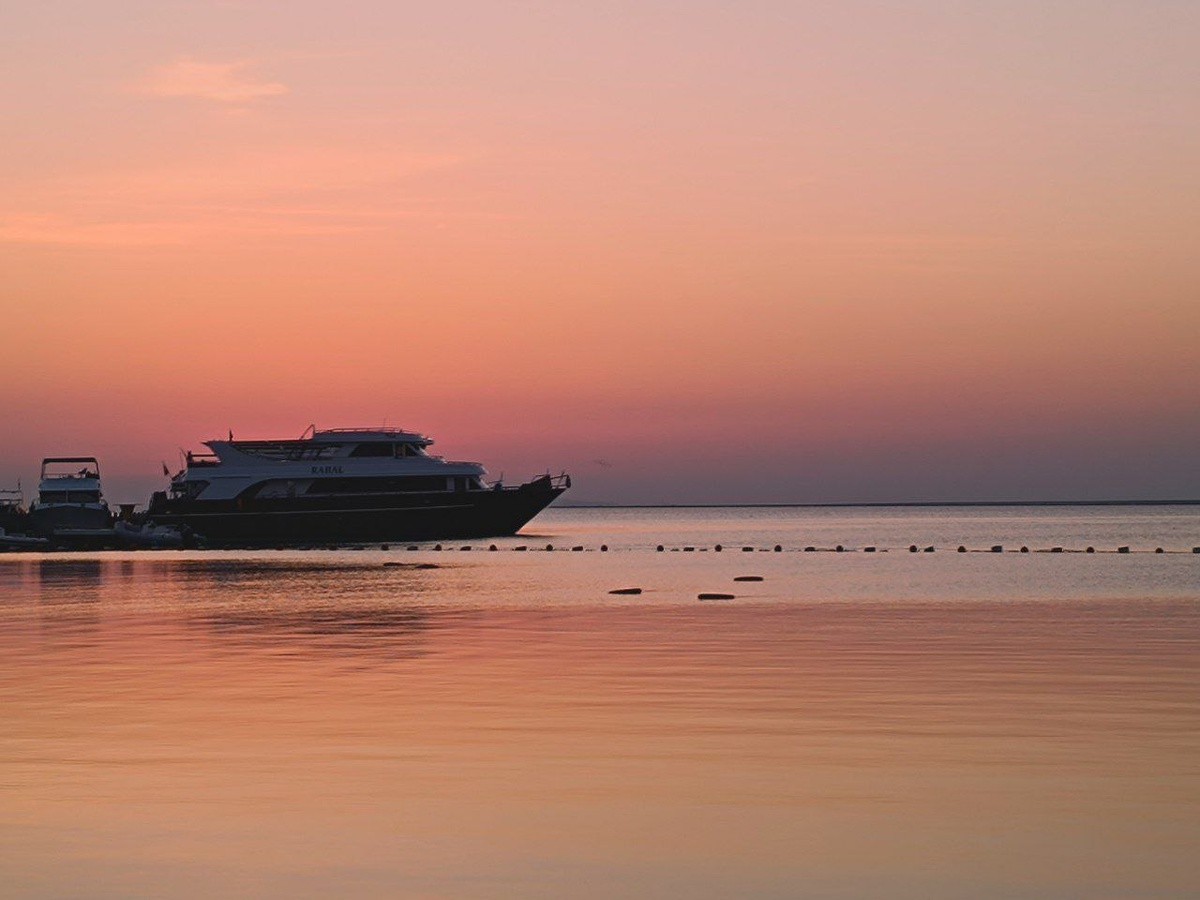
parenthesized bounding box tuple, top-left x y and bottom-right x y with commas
(29, 504, 113, 537)
(147, 478, 566, 546)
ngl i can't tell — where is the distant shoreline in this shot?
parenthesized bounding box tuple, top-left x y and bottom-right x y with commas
(558, 500, 1200, 509)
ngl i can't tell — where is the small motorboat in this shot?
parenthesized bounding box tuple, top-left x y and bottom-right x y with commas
(0, 527, 49, 550)
(114, 520, 189, 549)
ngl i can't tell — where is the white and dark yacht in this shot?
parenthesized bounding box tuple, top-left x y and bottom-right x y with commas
(146, 426, 569, 545)
(28, 457, 114, 537)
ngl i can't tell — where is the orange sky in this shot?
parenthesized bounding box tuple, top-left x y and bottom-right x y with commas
(2, 2, 1198, 504)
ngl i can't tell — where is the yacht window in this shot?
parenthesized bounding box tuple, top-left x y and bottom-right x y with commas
(67, 491, 101, 503)
(40, 491, 69, 503)
(349, 442, 395, 458)
(176, 480, 209, 499)
(305, 476, 448, 494)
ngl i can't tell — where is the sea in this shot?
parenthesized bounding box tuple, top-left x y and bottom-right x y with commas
(2, 505, 1198, 899)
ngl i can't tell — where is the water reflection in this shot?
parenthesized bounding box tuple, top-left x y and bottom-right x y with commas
(2, 535, 1199, 900)
(194, 605, 433, 660)
(32, 558, 105, 593)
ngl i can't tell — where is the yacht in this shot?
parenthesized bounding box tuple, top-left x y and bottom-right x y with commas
(146, 426, 569, 545)
(28, 457, 114, 537)
(0, 485, 29, 537)
(0, 487, 32, 542)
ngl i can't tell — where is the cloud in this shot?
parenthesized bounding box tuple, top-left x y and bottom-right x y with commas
(134, 57, 287, 104)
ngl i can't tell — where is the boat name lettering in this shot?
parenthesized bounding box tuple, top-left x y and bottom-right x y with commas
(311, 465, 344, 475)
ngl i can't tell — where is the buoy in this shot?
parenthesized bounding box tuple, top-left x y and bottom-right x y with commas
(991, 545, 1002, 553)
(609, 587, 642, 595)
(433, 544, 442, 551)
(1118, 546, 1130, 554)
(774, 545, 782, 552)
(489, 544, 498, 551)
(407, 545, 419, 551)
(656, 545, 664, 552)
(698, 593, 735, 601)
(864, 546, 876, 552)
(1193, 547, 1200, 554)
(513, 545, 527, 551)
(804, 546, 815, 552)
(416, 563, 439, 570)
(835, 545, 844, 553)
(923, 546, 934, 553)
(1086, 547, 1095, 553)
(460, 546, 471, 551)
(1020, 547, 1029, 553)
(714, 544, 722, 552)
(572, 546, 583, 552)
(909, 545, 918, 553)
(742, 546, 754, 552)
(957, 546, 966, 553)
(1155, 547, 1164, 554)
(684, 546, 695, 552)
(381, 544, 389, 551)
(734, 576, 764, 582)
(545, 543, 554, 551)
(600, 545, 608, 552)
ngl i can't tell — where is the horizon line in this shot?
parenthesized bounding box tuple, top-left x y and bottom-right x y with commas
(557, 499, 1200, 509)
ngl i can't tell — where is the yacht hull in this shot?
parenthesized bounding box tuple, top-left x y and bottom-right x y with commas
(29, 504, 113, 537)
(147, 479, 566, 546)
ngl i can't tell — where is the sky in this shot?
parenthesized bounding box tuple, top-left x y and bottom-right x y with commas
(1, 1, 1198, 505)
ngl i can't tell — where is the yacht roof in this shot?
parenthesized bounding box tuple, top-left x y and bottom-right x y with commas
(310, 428, 430, 443)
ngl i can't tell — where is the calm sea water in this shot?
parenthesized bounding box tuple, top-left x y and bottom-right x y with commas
(2, 506, 1199, 899)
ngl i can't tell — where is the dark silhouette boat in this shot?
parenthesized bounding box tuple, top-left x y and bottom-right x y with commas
(146, 426, 569, 546)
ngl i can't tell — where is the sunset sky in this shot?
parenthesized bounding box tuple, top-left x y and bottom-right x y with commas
(2, 1, 1197, 504)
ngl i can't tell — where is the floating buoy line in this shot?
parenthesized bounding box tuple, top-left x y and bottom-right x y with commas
(7, 542, 1197, 555)
(378, 543, 1198, 554)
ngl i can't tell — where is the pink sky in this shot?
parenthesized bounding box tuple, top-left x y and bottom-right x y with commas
(2, 2, 1198, 504)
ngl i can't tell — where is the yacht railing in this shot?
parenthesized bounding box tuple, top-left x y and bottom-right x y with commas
(499, 473, 571, 491)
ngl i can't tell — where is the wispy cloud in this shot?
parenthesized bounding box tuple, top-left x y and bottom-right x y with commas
(133, 57, 287, 104)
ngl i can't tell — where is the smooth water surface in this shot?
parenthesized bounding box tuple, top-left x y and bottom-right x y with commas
(2, 507, 1199, 898)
